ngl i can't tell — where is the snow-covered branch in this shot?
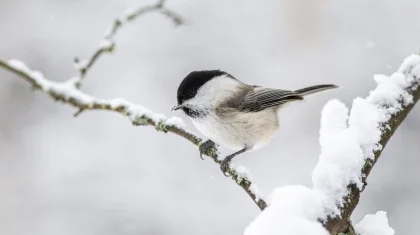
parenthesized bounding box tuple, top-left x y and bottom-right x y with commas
(245, 53, 420, 235)
(0, 58, 267, 210)
(73, 0, 183, 81)
(320, 54, 420, 234)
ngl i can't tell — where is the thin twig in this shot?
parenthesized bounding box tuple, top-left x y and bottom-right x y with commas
(73, 0, 184, 81)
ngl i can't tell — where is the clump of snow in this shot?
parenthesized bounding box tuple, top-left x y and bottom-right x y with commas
(355, 211, 395, 235)
(98, 39, 113, 50)
(245, 217, 328, 235)
(313, 99, 364, 210)
(244, 186, 329, 235)
(8, 59, 52, 90)
(53, 82, 95, 104)
(122, 7, 138, 22)
(313, 96, 386, 209)
(165, 116, 186, 128)
(8, 59, 30, 73)
(369, 73, 412, 111)
(233, 165, 252, 182)
(249, 184, 264, 202)
(398, 55, 420, 76)
(108, 98, 186, 127)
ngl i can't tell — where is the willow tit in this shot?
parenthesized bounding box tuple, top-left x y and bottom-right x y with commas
(172, 70, 337, 176)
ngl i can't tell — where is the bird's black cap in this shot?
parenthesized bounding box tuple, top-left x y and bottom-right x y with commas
(176, 70, 233, 104)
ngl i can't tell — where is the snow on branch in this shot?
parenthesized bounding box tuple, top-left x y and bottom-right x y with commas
(1, 59, 186, 127)
(73, 0, 184, 81)
(355, 211, 395, 235)
(320, 54, 420, 234)
(245, 53, 420, 235)
(0, 59, 267, 211)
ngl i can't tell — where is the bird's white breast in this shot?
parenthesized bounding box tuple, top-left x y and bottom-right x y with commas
(192, 114, 244, 150)
(192, 108, 280, 151)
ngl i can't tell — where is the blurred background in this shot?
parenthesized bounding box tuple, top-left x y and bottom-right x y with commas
(0, 0, 419, 234)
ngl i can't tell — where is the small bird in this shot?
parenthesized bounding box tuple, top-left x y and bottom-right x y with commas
(172, 70, 337, 176)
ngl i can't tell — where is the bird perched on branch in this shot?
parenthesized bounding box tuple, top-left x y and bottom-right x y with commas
(172, 70, 337, 176)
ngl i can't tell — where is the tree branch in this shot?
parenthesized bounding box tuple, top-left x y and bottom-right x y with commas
(324, 54, 420, 234)
(73, 0, 184, 82)
(0, 58, 267, 210)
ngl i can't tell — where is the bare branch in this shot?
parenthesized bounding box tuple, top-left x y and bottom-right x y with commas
(0, 58, 267, 210)
(159, 9, 184, 26)
(73, 0, 184, 81)
(324, 54, 420, 234)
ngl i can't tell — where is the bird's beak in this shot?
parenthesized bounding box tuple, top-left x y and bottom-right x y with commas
(171, 104, 184, 111)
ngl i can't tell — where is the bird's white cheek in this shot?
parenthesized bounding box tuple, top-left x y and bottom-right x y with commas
(185, 76, 242, 107)
(184, 91, 213, 107)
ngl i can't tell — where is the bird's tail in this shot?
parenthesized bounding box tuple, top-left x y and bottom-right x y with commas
(294, 84, 338, 97)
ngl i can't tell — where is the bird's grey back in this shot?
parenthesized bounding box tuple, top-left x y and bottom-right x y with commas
(219, 84, 338, 113)
(218, 85, 302, 113)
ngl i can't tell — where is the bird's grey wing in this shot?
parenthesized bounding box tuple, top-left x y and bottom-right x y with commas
(238, 86, 303, 112)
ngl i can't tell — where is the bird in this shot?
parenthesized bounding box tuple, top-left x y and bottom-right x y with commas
(172, 70, 337, 176)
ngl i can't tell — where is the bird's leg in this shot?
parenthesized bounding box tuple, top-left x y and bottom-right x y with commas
(220, 147, 250, 176)
(199, 139, 217, 160)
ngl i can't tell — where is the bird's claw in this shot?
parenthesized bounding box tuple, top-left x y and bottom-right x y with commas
(199, 140, 216, 160)
(220, 159, 231, 177)
(199, 153, 205, 160)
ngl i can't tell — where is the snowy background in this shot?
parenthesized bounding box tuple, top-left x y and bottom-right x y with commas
(0, 0, 419, 234)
